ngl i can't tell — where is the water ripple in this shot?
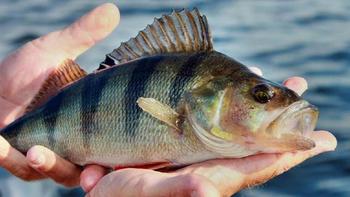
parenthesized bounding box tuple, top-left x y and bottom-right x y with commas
(0, 0, 349, 196)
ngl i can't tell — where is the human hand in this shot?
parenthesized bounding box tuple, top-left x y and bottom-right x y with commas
(81, 73, 337, 197)
(0, 3, 119, 186)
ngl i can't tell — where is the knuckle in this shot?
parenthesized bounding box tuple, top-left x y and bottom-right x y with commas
(15, 169, 36, 181)
(0, 153, 7, 163)
(19, 173, 33, 181)
(28, 31, 59, 50)
(183, 174, 201, 187)
(0, 142, 11, 162)
(53, 175, 67, 184)
(263, 167, 284, 184)
(135, 174, 149, 196)
(281, 165, 291, 174)
(244, 164, 292, 190)
(72, 21, 97, 48)
(1, 162, 35, 181)
(55, 176, 77, 187)
(181, 174, 207, 196)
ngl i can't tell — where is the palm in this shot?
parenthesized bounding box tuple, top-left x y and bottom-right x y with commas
(0, 3, 336, 196)
(0, 2, 118, 128)
(88, 130, 334, 197)
(0, 3, 120, 185)
(0, 37, 66, 127)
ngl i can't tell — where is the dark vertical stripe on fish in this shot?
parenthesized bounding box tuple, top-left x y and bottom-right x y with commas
(124, 57, 163, 137)
(81, 75, 109, 152)
(43, 92, 64, 149)
(0, 118, 25, 150)
(169, 54, 204, 107)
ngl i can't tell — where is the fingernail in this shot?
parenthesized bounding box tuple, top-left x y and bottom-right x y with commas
(296, 86, 307, 96)
(249, 67, 263, 76)
(283, 77, 307, 96)
(30, 153, 45, 166)
(318, 140, 336, 151)
(82, 176, 95, 192)
(0, 136, 10, 159)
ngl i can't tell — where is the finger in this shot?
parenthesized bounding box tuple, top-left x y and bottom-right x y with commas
(29, 3, 120, 60)
(80, 165, 108, 192)
(242, 130, 337, 188)
(86, 169, 159, 197)
(249, 66, 263, 76)
(179, 130, 336, 196)
(26, 145, 82, 187)
(87, 169, 220, 197)
(0, 136, 45, 181)
(0, 3, 120, 114)
(145, 174, 220, 197)
(58, 3, 120, 59)
(0, 97, 24, 128)
(283, 76, 308, 96)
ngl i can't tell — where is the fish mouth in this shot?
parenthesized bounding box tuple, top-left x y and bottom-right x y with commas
(266, 100, 319, 138)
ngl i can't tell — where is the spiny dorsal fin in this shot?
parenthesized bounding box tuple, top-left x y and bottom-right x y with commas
(25, 59, 87, 112)
(99, 8, 213, 70)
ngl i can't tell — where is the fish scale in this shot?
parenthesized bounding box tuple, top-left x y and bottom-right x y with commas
(3, 54, 212, 167)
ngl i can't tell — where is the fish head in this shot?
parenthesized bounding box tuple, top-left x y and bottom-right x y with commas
(185, 66, 318, 156)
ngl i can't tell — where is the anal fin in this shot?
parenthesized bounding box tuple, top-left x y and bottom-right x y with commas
(25, 59, 87, 112)
(114, 162, 172, 171)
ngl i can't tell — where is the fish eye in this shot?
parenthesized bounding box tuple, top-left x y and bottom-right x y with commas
(251, 84, 275, 104)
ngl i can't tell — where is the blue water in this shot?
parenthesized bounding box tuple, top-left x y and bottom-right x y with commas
(0, 0, 349, 196)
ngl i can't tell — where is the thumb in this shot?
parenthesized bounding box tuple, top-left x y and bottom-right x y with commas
(30, 3, 120, 60)
(242, 130, 337, 191)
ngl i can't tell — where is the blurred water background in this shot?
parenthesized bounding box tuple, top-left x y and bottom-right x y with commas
(0, 0, 349, 196)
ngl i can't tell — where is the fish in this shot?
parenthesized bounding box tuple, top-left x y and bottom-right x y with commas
(0, 8, 318, 169)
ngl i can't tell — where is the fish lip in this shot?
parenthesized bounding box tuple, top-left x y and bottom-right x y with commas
(266, 100, 319, 137)
(277, 100, 318, 121)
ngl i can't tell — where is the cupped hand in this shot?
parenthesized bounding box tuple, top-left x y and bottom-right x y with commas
(81, 74, 337, 197)
(0, 3, 119, 186)
(0, 3, 337, 196)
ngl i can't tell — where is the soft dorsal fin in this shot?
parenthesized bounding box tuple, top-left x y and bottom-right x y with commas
(99, 8, 213, 70)
(25, 59, 87, 112)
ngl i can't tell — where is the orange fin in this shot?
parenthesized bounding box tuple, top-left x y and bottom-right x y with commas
(114, 162, 172, 171)
(25, 59, 87, 112)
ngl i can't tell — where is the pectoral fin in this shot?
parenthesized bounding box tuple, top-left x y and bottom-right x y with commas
(137, 97, 180, 130)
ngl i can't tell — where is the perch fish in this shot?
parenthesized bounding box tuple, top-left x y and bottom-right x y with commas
(0, 9, 318, 169)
